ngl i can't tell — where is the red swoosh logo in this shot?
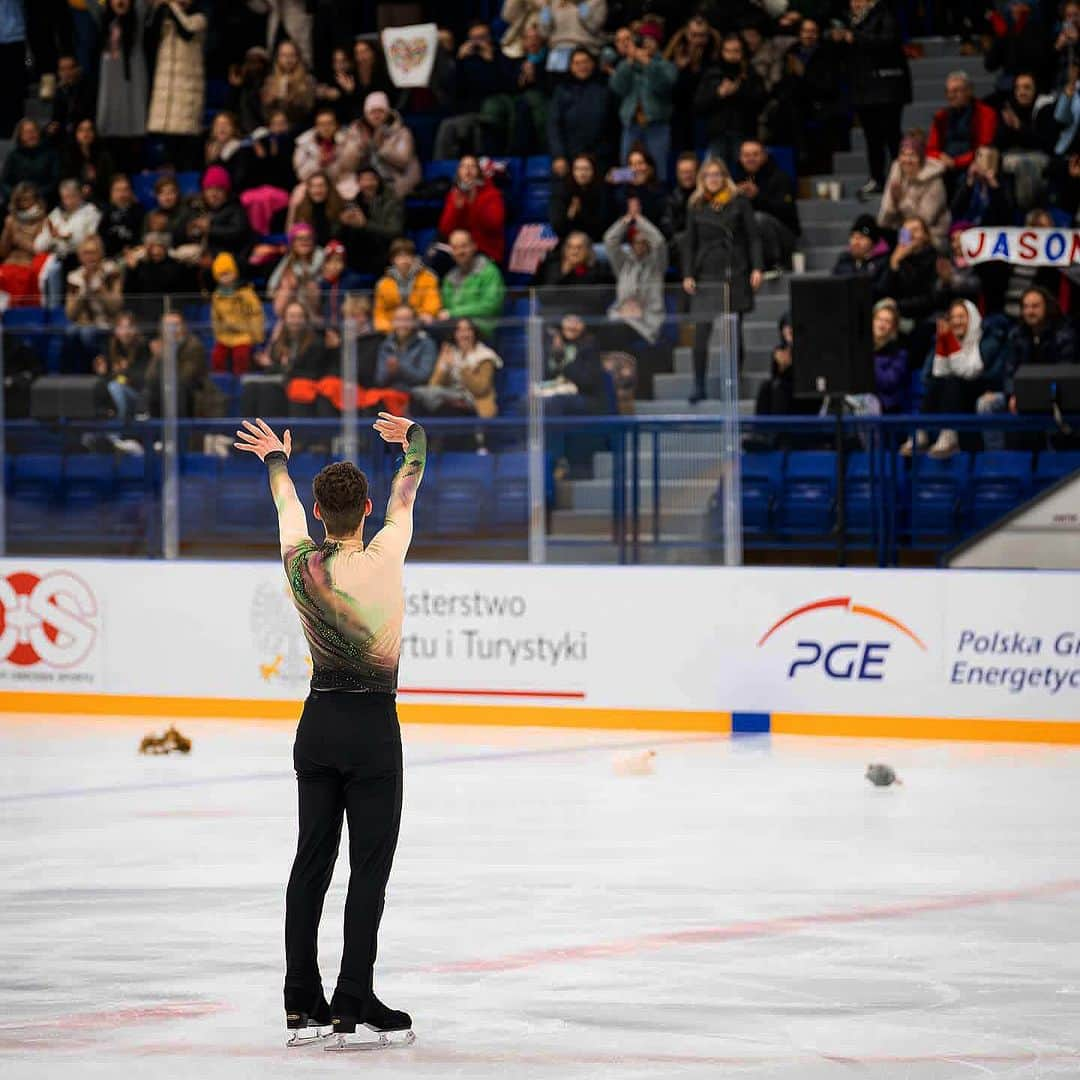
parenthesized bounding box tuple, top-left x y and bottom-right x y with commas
(758, 596, 926, 651)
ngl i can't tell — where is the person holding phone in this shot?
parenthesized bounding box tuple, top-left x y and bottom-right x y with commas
(608, 25, 676, 181)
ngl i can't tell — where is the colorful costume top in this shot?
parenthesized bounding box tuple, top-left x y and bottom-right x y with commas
(264, 425, 426, 693)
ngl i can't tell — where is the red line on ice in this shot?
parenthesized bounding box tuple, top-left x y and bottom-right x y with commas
(426, 877, 1080, 973)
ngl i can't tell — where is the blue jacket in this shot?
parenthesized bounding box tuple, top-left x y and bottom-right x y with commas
(375, 329, 436, 390)
(609, 55, 677, 127)
(0, 0, 25, 45)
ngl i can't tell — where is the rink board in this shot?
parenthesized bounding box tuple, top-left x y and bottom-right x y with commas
(0, 558, 1078, 744)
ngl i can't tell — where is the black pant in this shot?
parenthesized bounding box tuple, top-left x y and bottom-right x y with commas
(285, 690, 403, 1003)
(857, 103, 903, 188)
(922, 374, 979, 416)
(692, 312, 745, 393)
(0, 41, 27, 141)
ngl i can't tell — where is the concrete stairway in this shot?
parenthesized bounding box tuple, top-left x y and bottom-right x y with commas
(547, 38, 994, 559)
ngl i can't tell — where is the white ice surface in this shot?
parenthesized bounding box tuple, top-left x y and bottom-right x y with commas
(1, 716, 1079, 1079)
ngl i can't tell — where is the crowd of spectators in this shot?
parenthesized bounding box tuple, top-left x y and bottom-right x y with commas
(0, 0, 1078, 456)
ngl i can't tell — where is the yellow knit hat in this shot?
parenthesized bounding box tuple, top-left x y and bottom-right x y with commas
(212, 252, 238, 281)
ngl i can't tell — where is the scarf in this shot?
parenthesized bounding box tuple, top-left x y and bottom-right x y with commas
(15, 204, 44, 224)
(709, 187, 734, 208)
(388, 260, 421, 298)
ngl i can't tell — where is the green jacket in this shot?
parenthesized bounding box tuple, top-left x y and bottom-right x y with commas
(441, 255, 506, 337)
(609, 55, 677, 127)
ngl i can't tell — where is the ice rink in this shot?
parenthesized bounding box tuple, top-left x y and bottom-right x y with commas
(2, 714, 1079, 1079)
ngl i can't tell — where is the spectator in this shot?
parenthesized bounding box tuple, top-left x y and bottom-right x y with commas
(682, 157, 763, 404)
(145, 0, 207, 170)
(902, 299, 1009, 459)
(541, 0, 606, 74)
(1053, 69, 1080, 158)
(489, 22, 549, 155)
(610, 147, 671, 238)
(666, 14, 721, 155)
(144, 176, 188, 242)
(534, 230, 611, 318)
(438, 155, 506, 264)
(244, 300, 325, 419)
(834, 0, 912, 201)
(978, 286, 1078, 426)
(93, 311, 150, 424)
(411, 316, 502, 438)
(314, 47, 358, 124)
(500, 0, 545, 59)
(185, 165, 253, 261)
(96, 0, 150, 176)
(548, 48, 615, 177)
(551, 153, 612, 242)
(64, 235, 123, 364)
(878, 132, 950, 250)
(314, 239, 350, 326)
(439, 229, 507, 338)
(754, 313, 797, 417)
(145, 311, 211, 418)
(268, 223, 324, 317)
(261, 39, 316, 128)
(339, 166, 402, 276)
(0, 182, 49, 305)
(375, 304, 437, 396)
(695, 33, 766, 170)
(291, 107, 364, 204)
(47, 55, 93, 143)
(735, 139, 800, 274)
(373, 238, 442, 333)
(949, 146, 1015, 227)
(602, 210, 666, 348)
(667, 151, 699, 248)
(538, 313, 609, 416)
(60, 118, 116, 207)
(348, 39, 394, 116)
(434, 21, 507, 158)
(927, 72, 998, 195)
(123, 231, 192, 319)
(985, 0, 1055, 98)
(36, 179, 102, 307)
(1047, 148, 1080, 220)
(210, 251, 265, 376)
(832, 214, 890, 279)
(204, 111, 244, 175)
(1053, 1, 1080, 90)
(287, 171, 343, 245)
(777, 17, 846, 175)
(235, 111, 296, 236)
(226, 46, 271, 135)
(0, 0, 27, 141)
(995, 72, 1057, 210)
(868, 299, 910, 415)
(264, 0, 313, 70)
(353, 91, 420, 199)
(877, 214, 939, 323)
(609, 24, 676, 180)
(1, 119, 60, 205)
(97, 174, 143, 259)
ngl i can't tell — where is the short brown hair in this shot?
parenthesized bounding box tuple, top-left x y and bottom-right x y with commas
(389, 237, 416, 259)
(313, 461, 369, 536)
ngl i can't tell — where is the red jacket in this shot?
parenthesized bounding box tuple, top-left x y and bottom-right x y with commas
(926, 100, 998, 171)
(438, 180, 506, 264)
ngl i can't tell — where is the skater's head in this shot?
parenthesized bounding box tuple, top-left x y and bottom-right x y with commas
(313, 462, 372, 541)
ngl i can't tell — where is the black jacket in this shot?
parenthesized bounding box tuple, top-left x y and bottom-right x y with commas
(549, 338, 609, 413)
(59, 144, 116, 206)
(734, 156, 800, 236)
(846, 0, 911, 107)
(51, 79, 95, 140)
(547, 76, 615, 169)
(681, 194, 763, 315)
(832, 248, 889, 281)
(549, 178, 612, 242)
(98, 202, 145, 257)
(949, 177, 1015, 228)
(612, 180, 672, 238)
(875, 246, 938, 319)
(694, 63, 766, 141)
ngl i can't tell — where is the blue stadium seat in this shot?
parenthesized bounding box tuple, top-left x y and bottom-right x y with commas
(777, 451, 836, 536)
(180, 453, 219, 538)
(741, 450, 783, 535)
(766, 145, 796, 183)
(176, 171, 201, 197)
(498, 366, 528, 408)
(217, 455, 277, 535)
(844, 451, 878, 537)
(424, 159, 460, 182)
(10, 454, 63, 534)
(522, 180, 551, 223)
(525, 155, 551, 180)
(110, 453, 155, 539)
(403, 113, 440, 161)
(909, 453, 971, 539)
(495, 323, 527, 369)
(61, 455, 114, 534)
(493, 451, 529, 529)
(434, 453, 494, 534)
(209, 372, 239, 413)
(971, 451, 1033, 530)
(133, 172, 157, 208)
(1034, 450, 1080, 492)
(410, 227, 437, 255)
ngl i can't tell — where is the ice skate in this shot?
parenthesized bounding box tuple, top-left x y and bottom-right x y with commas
(285, 990, 334, 1047)
(324, 992, 416, 1051)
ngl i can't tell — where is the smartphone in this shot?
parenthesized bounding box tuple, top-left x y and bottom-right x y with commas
(610, 166, 635, 184)
(898, 227, 912, 245)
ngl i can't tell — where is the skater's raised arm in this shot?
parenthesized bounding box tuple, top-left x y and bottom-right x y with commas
(233, 418, 311, 555)
(369, 413, 427, 556)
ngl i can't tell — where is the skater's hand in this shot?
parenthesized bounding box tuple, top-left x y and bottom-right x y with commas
(373, 411, 413, 449)
(234, 418, 292, 461)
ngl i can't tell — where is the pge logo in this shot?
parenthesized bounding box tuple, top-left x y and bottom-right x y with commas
(757, 596, 926, 681)
(0, 571, 98, 668)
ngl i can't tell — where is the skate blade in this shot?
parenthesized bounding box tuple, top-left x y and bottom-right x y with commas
(324, 1029, 416, 1052)
(286, 1024, 334, 1047)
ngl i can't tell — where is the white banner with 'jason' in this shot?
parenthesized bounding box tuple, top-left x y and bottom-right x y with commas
(959, 227, 1080, 267)
(381, 23, 437, 88)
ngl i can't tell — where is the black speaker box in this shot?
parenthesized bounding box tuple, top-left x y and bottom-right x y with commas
(1014, 364, 1080, 414)
(791, 275, 875, 397)
(29, 375, 103, 420)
